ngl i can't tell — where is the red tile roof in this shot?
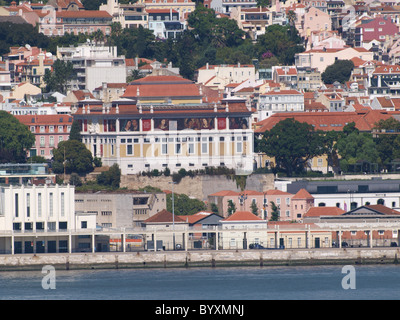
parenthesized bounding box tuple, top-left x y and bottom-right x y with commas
(254, 110, 397, 133)
(373, 65, 400, 74)
(15, 114, 73, 126)
(143, 209, 186, 223)
(123, 75, 201, 98)
(264, 189, 292, 196)
(292, 188, 314, 200)
(223, 211, 264, 222)
(365, 204, 400, 215)
(304, 206, 345, 217)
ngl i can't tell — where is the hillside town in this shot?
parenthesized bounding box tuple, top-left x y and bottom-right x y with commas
(2, 0, 400, 256)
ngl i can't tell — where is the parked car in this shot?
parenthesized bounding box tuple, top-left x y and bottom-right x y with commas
(249, 243, 265, 249)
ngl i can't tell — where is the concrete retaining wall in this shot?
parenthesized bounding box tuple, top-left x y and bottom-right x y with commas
(0, 248, 399, 271)
(121, 173, 274, 201)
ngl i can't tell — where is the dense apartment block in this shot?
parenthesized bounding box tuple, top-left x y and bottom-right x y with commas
(258, 89, 304, 120)
(57, 42, 126, 92)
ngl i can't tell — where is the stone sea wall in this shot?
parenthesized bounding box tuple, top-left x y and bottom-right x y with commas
(0, 248, 399, 271)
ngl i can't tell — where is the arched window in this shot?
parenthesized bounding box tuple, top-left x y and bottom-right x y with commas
(377, 199, 385, 205)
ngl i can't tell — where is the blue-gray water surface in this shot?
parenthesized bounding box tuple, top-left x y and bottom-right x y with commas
(1, 265, 399, 300)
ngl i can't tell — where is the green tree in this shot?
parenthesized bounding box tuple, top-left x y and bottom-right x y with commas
(321, 59, 354, 84)
(227, 199, 236, 216)
(336, 131, 379, 172)
(269, 201, 280, 221)
(166, 193, 207, 215)
(255, 24, 304, 65)
(97, 163, 121, 189)
(69, 120, 82, 142)
(43, 59, 74, 94)
(322, 130, 340, 174)
(69, 172, 82, 187)
(250, 201, 259, 216)
(0, 111, 35, 163)
(211, 203, 219, 215)
(373, 118, 400, 168)
(52, 140, 94, 175)
(256, 118, 325, 176)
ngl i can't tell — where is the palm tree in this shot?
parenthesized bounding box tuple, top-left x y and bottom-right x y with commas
(287, 10, 296, 27)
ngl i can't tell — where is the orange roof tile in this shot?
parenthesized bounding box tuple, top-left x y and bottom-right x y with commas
(123, 75, 201, 98)
(223, 211, 264, 222)
(209, 190, 239, 197)
(304, 206, 345, 217)
(292, 188, 314, 199)
(365, 204, 400, 215)
(264, 189, 292, 196)
(254, 110, 397, 133)
(143, 209, 186, 223)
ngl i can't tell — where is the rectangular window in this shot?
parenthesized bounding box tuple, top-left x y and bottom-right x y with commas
(15, 194, 19, 218)
(59, 222, 67, 230)
(188, 142, 195, 154)
(127, 145, 133, 155)
(61, 192, 65, 217)
(175, 143, 181, 154)
(201, 137, 208, 154)
(49, 193, 53, 217)
(26, 193, 30, 218)
(162, 140, 168, 154)
(37, 193, 42, 217)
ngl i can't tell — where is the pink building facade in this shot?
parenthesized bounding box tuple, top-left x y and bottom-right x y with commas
(208, 188, 315, 221)
(15, 114, 73, 159)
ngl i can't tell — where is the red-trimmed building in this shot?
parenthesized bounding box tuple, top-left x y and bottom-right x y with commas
(208, 188, 314, 221)
(73, 75, 254, 175)
(15, 114, 73, 159)
(304, 204, 400, 247)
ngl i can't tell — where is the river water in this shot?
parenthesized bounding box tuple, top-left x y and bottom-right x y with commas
(0, 264, 399, 300)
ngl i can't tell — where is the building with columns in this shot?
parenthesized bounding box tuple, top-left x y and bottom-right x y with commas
(0, 183, 98, 254)
(72, 76, 254, 175)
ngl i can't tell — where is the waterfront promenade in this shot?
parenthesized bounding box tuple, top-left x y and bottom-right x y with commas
(1, 247, 399, 271)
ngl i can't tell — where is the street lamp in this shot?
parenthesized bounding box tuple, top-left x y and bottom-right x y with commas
(238, 192, 247, 209)
(169, 181, 176, 250)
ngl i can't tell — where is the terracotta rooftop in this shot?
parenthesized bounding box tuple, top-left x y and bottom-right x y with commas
(304, 206, 345, 217)
(143, 209, 186, 224)
(254, 110, 397, 133)
(292, 189, 314, 200)
(222, 211, 264, 222)
(123, 75, 201, 98)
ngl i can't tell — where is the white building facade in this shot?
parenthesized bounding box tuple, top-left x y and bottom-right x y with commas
(0, 184, 97, 254)
(258, 90, 305, 121)
(57, 41, 127, 92)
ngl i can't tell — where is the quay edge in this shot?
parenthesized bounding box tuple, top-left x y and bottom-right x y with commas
(0, 248, 399, 271)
